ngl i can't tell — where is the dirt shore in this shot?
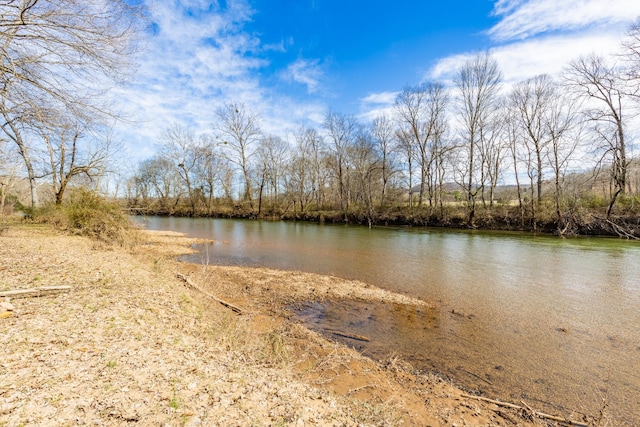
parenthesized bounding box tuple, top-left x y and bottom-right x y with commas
(1, 224, 555, 426)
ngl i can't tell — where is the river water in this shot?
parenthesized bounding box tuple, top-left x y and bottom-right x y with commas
(138, 216, 640, 425)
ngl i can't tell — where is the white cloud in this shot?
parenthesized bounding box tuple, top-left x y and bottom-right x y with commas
(113, 0, 264, 156)
(429, 29, 624, 86)
(360, 91, 398, 106)
(428, 0, 639, 88)
(356, 91, 399, 122)
(115, 0, 330, 162)
(259, 98, 327, 136)
(415, 0, 640, 182)
(281, 59, 324, 94)
(488, 0, 640, 41)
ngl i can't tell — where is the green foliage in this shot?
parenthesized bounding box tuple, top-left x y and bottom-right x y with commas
(31, 188, 132, 245)
(169, 395, 180, 410)
(572, 194, 609, 209)
(616, 194, 640, 214)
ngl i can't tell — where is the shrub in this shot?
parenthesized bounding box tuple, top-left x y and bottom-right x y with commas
(32, 188, 133, 245)
(616, 194, 640, 214)
(573, 194, 609, 209)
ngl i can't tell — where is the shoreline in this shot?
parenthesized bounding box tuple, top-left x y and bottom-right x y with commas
(1, 224, 583, 426)
(127, 207, 640, 239)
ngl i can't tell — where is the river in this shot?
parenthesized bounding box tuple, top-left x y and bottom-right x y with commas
(138, 216, 640, 425)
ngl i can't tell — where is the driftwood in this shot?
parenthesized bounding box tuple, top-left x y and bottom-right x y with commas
(175, 273, 245, 314)
(603, 218, 639, 240)
(461, 394, 589, 427)
(325, 329, 370, 342)
(0, 286, 72, 299)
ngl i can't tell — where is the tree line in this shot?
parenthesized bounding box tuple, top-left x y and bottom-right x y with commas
(1, 2, 639, 235)
(126, 24, 640, 234)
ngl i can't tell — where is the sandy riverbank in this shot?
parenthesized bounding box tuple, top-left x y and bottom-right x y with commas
(0, 223, 554, 426)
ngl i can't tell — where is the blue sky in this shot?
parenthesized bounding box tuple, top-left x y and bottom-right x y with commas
(246, 1, 497, 100)
(115, 0, 640, 161)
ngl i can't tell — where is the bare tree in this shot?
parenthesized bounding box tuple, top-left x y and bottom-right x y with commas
(288, 125, 328, 212)
(454, 52, 502, 225)
(433, 124, 454, 217)
(254, 135, 290, 215)
(510, 75, 555, 204)
(220, 162, 235, 203)
(622, 17, 640, 98)
(544, 85, 581, 227)
(214, 102, 261, 209)
(395, 129, 416, 208)
(160, 124, 207, 216)
(505, 69, 605, 229)
(322, 111, 360, 213)
(565, 55, 629, 217)
(0, 97, 44, 207)
(395, 84, 429, 207)
(307, 128, 329, 208)
(134, 156, 183, 214)
(40, 117, 112, 205)
(504, 102, 526, 226)
(288, 126, 311, 212)
(193, 137, 224, 216)
(371, 115, 398, 208)
(0, 137, 21, 213)
(91, 126, 125, 198)
(395, 82, 449, 210)
(479, 106, 507, 207)
(0, 0, 143, 207)
(350, 130, 381, 227)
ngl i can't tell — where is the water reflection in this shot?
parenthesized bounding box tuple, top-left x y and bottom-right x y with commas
(137, 216, 640, 425)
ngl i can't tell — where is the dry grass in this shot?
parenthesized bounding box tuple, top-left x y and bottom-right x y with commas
(0, 222, 552, 426)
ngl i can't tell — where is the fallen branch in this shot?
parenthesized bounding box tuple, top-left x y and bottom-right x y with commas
(593, 215, 640, 240)
(462, 394, 521, 410)
(604, 218, 639, 240)
(0, 286, 72, 299)
(325, 329, 370, 342)
(461, 394, 589, 427)
(175, 272, 245, 314)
